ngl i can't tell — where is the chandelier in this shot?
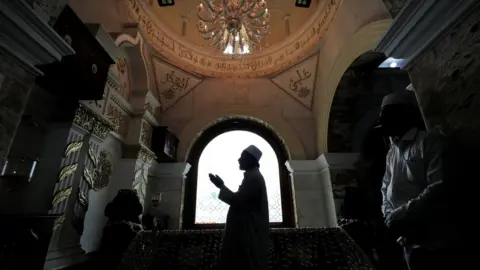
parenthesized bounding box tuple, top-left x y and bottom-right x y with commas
(197, 0, 270, 57)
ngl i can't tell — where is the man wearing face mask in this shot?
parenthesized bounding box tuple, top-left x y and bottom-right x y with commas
(209, 145, 269, 270)
(378, 90, 461, 269)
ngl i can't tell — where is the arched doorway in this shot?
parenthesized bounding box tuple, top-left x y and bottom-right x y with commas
(182, 118, 295, 229)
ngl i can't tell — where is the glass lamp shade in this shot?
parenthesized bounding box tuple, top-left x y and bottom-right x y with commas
(0, 157, 38, 192)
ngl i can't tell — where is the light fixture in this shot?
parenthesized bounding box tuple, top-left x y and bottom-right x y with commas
(197, 0, 270, 58)
(158, 0, 175, 7)
(0, 157, 38, 192)
(378, 57, 405, 69)
(151, 192, 163, 207)
(295, 0, 312, 8)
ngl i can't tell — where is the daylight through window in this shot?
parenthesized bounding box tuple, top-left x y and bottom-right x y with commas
(195, 130, 283, 224)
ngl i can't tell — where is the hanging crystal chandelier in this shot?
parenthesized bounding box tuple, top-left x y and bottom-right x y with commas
(197, 0, 270, 57)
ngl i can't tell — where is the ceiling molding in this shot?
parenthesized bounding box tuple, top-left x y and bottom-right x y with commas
(124, 0, 342, 78)
(151, 54, 204, 80)
(376, 0, 480, 69)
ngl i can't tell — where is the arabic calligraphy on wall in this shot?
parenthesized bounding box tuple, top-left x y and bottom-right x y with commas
(289, 69, 313, 98)
(271, 53, 319, 109)
(153, 58, 202, 111)
(159, 71, 190, 100)
(125, 0, 341, 77)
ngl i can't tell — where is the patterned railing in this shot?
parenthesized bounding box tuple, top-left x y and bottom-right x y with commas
(119, 228, 374, 270)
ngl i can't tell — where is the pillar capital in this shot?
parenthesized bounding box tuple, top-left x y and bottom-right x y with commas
(323, 153, 360, 170)
(285, 154, 329, 174)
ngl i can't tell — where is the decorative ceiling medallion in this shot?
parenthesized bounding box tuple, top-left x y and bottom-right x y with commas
(152, 58, 202, 111)
(125, 0, 341, 77)
(271, 53, 319, 109)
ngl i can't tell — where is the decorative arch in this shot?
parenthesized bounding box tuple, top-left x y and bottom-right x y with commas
(326, 51, 387, 152)
(185, 115, 292, 162)
(182, 117, 296, 229)
(114, 25, 155, 110)
(178, 109, 307, 161)
(314, 19, 393, 154)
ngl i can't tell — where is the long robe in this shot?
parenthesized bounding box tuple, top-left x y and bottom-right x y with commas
(217, 168, 270, 270)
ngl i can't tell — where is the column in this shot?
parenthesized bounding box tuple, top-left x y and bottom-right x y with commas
(44, 105, 114, 268)
(79, 132, 121, 253)
(323, 153, 360, 217)
(147, 162, 191, 229)
(285, 154, 337, 228)
(109, 145, 156, 202)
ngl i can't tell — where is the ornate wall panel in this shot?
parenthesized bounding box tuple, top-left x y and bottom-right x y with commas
(49, 127, 86, 216)
(104, 98, 128, 135)
(271, 54, 319, 109)
(48, 125, 87, 244)
(133, 160, 148, 206)
(152, 58, 202, 111)
(140, 120, 152, 147)
(80, 139, 101, 201)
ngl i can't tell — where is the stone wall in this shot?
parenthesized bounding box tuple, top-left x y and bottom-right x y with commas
(408, 6, 480, 145)
(381, 0, 408, 18)
(328, 68, 410, 152)
(0, 60, 33, 161)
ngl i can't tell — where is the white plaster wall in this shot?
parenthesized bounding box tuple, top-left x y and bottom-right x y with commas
(80, 133, 123, 253)
(160, 78, 314, 160)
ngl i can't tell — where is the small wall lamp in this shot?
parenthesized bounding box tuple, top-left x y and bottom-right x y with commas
(151, 192, 163, 208)
(0, 157, 38, 192)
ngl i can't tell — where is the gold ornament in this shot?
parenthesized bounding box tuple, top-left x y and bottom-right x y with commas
(51, 187, 73, 209)
(58, 164, 78, 182)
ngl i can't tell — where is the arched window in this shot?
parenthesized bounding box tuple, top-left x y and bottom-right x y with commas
(183, 118, 294, 229)
(195, 130, 283, 224)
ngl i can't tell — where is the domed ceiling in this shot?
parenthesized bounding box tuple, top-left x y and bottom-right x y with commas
(150, 0, 318, 53)
(125, 0, 341, 77)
